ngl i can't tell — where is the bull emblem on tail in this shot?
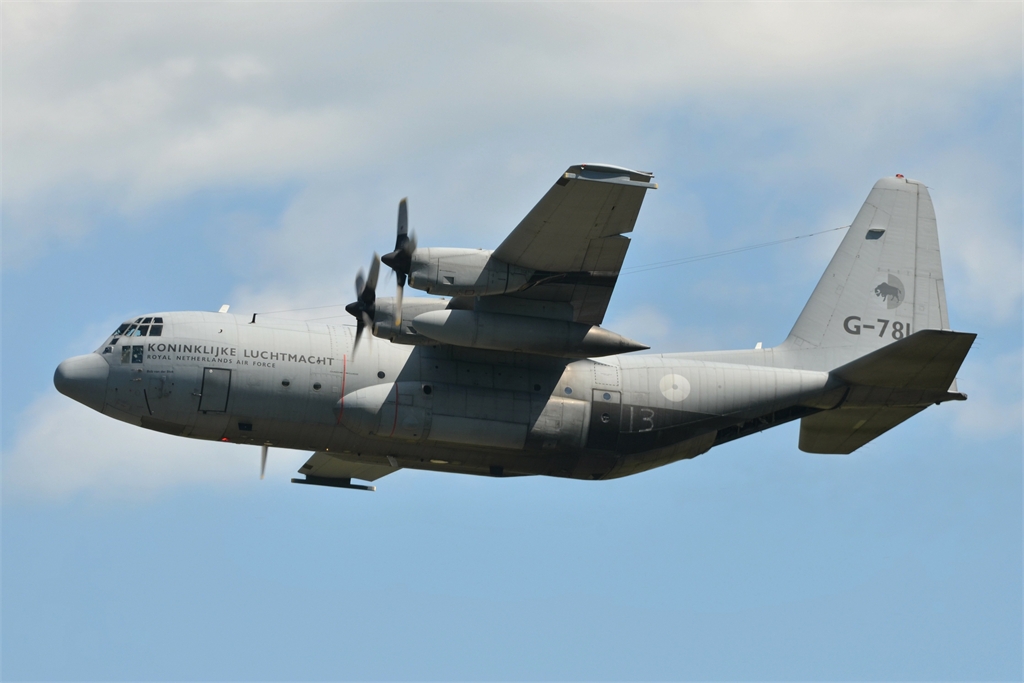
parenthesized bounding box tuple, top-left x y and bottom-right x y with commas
(874, 275, 905, 309)
(874, 283, 901, 303)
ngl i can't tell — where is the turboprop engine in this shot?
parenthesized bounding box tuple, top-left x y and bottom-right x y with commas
(345, 252, 447, 348)
(371, 297, 447, 345)
(358, 194, 649, 358)
(380, 201, 538, 301)
(405, 248, 535, 297)
(409, 309, 647, 358)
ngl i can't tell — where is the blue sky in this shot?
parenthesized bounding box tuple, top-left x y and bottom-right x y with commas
(3, 4, 1021, 680)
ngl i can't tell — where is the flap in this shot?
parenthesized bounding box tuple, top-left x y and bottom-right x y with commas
(296, 451, 399, 483)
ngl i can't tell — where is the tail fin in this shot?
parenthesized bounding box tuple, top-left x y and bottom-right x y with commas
(787, 178, 974, 454)
(784, 177, 951, 365)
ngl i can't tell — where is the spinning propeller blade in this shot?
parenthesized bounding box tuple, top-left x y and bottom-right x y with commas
(345, 253, 380, 353)
(381, 198, 415, 326)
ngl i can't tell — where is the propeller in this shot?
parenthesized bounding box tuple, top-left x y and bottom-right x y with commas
(260, 444, 268, 480)
(345, 252, 380, 352)
(380, 198, 416, 326)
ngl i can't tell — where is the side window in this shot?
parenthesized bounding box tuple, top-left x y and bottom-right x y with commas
(121, 346, 131, 364)
(138, 325, 149, 336)
(149, 325, 163, 336)
(131, 346, 144, 363)
(125, 324, 138, 337)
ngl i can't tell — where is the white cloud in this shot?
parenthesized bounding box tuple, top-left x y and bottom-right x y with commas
(928, 156, 1023, 326)
(217, 54, 270, 83)
(2, 392, 305, 503)
(953, 349, 1024, 439)
(5, 2, 1017, 332)
(4, 3, 1018, 216)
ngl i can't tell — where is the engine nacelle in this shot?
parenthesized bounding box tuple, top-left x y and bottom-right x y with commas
(371, 297, 446, 345)
(407, 248, 534, 297)
(409, 309, 648, 358)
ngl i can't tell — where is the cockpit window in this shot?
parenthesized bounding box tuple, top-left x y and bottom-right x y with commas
(112, 317, 165, 339)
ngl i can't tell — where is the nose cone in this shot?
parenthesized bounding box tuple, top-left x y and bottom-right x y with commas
(54, 353, 110, 412)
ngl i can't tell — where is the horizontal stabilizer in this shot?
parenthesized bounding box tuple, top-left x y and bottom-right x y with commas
(799, 329, 975, 454)
(296, 451, 399, 483)
(831, 329, 976, 391)
(799, 406, 926, 454)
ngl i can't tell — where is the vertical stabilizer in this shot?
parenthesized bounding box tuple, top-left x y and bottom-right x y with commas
(783, 177, 950, 364)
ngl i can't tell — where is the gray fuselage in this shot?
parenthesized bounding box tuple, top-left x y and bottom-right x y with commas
(87, 310, 834, 480)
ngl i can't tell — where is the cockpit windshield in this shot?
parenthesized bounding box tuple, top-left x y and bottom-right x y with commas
(112, 317, 163, 338)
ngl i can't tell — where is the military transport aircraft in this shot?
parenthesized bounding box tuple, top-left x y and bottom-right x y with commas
(54, 164, 975, 491)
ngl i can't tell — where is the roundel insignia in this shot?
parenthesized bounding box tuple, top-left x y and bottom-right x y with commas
(873, 274, 905, 310)
(659, 374, 690, 402)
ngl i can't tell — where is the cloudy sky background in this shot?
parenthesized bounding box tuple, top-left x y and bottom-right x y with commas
(3, 3, 1021, 680)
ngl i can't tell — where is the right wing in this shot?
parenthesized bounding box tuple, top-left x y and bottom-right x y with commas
(488, 163, 657, 325)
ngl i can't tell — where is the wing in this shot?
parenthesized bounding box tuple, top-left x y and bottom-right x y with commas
(488, 164, 657, 325)
(292, 451, 400, 490)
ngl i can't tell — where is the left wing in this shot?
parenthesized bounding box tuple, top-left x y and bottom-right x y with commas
(291, 451, 399, 491)
(488, 163, 657, 325)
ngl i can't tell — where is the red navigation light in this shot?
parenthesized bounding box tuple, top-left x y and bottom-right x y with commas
(220, 437, 229, 442)
(895, 174, 904, 178)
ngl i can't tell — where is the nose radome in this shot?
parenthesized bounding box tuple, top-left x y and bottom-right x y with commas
(54, 353, 110, 412)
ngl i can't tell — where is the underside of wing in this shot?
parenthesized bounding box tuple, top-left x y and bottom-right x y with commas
(490, 164, 656, 324)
